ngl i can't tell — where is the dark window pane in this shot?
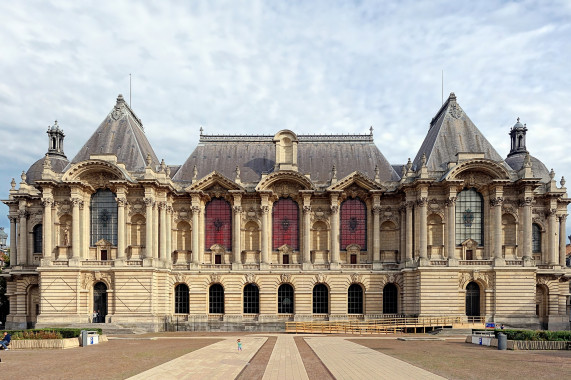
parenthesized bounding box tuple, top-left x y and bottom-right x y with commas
(91, 189, 118, 246)
(33, 224, 43, 253)
(272, 198, 299, 250)
(209, 284, 224, 314)
(175, 284, 189, 314)
(383, 283, 398, 314)
(456, 189, 483, 245)
(532, 224, 541, 253)
(340, 198, 367, 250)
(466, 282, 480, 316)
(205, 198, 232, 250)
(313, 284, 328, 314)
(278, 284, 294, 314)
(348, 284, 363, 314)
(243, 284, 259, 314)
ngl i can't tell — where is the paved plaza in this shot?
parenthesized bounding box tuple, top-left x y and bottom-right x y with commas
(127, 334, 445, 380)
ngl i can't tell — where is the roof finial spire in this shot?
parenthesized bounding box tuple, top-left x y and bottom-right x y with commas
(374, 165, 380, 182)
(421, 152, 427, 167)
(235, 166, 241, 183)
(561, 176, 566, 187)
(200, 126, 203, 136)
(10, 178, 16, 190)
(369, 126, 373, 136)
(332, 164, 337, 180)
(193, 165, 198, 180)
(146, 153, 152, 167)
(549, 168, 555, 180)
(20, 171, 27, 183)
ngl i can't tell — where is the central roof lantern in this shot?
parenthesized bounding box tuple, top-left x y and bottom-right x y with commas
(273, 130, 299, 171)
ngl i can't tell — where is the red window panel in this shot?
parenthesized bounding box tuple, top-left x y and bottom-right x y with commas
(272, 198, 299, 250)
(340, 198, 367, 250)
(205, 198, 232, 250)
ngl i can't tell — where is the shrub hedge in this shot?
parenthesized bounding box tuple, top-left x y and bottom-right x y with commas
(3, 328, 102, 340)
(475, 329, 571, 341)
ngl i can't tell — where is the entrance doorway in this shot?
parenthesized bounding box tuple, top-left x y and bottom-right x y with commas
(214, 254, 222, 264)
(101, 249, 108, 261)
(283, 254, 290, 264)
(93, 282, 108, 323)
(466, 282, 480, 319)
(350, 254, 357, 264)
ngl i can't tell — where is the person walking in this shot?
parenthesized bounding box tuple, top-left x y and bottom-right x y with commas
(237, 339, 242, 352)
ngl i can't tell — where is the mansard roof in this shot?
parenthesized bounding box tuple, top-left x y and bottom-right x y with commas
(412, 93, 506, 173)
(172, 132, 400, 184)
(69, 95, 160, 172)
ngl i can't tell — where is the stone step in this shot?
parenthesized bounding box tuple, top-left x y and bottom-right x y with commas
(430, 328, 474, 336)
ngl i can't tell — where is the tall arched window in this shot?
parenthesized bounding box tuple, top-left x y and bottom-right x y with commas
(33, 224, 43, 253)
(348, 284, 363, 314)
(340, 198, 367, 250)
(313, 284, 328, 314)
(209, 284, 224, 314)
(278, 284, 294, 314)
(532, 223, 541, 253)
(91, 189, 118, 246)
(383, 283, 398, 314)
(455, 189, 483, 245)
(466, 282, 480, 317)
(205, 198, 232, 250)
(243, 284, 259, 314)
(272, 198, 299, 250)
(174, 284, 189, 314)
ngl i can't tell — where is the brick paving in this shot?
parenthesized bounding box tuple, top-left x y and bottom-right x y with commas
(262, 335, 309, 380)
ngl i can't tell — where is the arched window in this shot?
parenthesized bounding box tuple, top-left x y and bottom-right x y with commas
(278, 284, 294, 314)
(313, 284, 328, 314)
(532, 223, 541, 253)
(272, 198, 299, 250)
(174, 284, 189, 314)
(33, 224, 43, 253)
(455, 189, 483, 245)
(348, 284, 363, 314)
(340, 198, 367, 250)
(205, 198, 232, 250)
(91, 189, 118, 246)
(243, 284, 259, 314)
(383, 283, 398, 314)
(466, 282, 480, 317)
(209, 284, 224, 314)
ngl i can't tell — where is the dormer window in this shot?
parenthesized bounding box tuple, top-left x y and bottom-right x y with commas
(273, 130, 298, 171)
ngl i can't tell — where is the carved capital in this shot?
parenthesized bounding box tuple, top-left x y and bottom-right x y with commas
(372, 206, 382, 215)
(519, 197, 533, 207)
(233, 205, 243, 214)
(445, 197, 457, 207)
(405, 201, 415, 209)
(416, 197, 428, 207)
(191, 206, 201, 215)
(261, 205, 270, 215)
(303, 205, 312, 214)
(18, 210, 28, 218)
(42, 198, 54, 208)
(547, 208, 558, 217)
(559, 214, 568, 222)
(143, 197, 154, 207)
(8, 215, 18, 223)
(157, 201, 167, 210)
(116, 197, 127, 207)
(71, 197, 82, 207)
(330, 205, 339, 214)
(490, 197, 504, 207)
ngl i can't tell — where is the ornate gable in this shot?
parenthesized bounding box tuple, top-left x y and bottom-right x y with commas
(255, 171, 315, 191)
(185, 171, 244, 192)
(327, 171, 383, 192)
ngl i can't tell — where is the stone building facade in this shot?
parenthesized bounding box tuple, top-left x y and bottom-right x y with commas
(3, 93, 570, 331)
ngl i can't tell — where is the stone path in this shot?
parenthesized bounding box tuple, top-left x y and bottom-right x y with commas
(127, 336, 267, 380)
(306, 337, 446, 380)
(128, 335, 446, 380)
(262, 335, 309, 380)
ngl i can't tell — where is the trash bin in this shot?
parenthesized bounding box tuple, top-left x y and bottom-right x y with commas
(497, 333, 507, 350)
(81, 330, 99, 346)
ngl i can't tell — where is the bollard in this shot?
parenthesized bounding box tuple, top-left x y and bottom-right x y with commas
(497, 333, 507, 350)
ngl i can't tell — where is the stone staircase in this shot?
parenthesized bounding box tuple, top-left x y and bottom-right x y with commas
(430, 327, 474, 336)
(36, 322, 145, 335)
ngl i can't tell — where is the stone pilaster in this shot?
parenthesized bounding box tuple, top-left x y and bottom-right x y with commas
(231, 192, 243, 266)
(166, 202, 173, 264)
(521, 197, 533, 264)
(144, 196, 154, 260)
(547, 208, 558, 265)
(491, 193, 504, 265)
(9, 215, 17, 266)
(159, 201, 167, 261)
(405, 201, 414, 266)
(301, 192, 312, 266)
(558, 214, 567, 267)
(42, 197, 54, 260)
(18, 203, 27, 266)
(191, 198, 201, 265)
(446, 196, 457, 264)
(418, 196, 428, 264)
(116, 195, 127, 260)
(71, 197, 81, 261)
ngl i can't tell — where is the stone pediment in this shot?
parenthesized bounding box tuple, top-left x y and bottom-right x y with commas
(327, 171, 383, 192)
(444, 159, 510, 182)
(95, 239, 113, 247)
(62, 159, 134, 185)
(185, 171, 244, 192)
(255, 171, 315, 191)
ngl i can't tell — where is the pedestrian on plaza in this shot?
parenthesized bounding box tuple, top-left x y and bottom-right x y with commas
(237, 339, 242, 352)
(96, 310, 101, 323)
(92, 310, 97, 323)
(0, 332, 11, 350)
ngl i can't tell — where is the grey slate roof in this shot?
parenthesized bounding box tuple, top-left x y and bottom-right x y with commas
(505, 153, 551, 183)
(172, 134, 400, 184)
(26, 155, 69, 184)
(69, 95, 159, 172)
(412, 93, 507, 173)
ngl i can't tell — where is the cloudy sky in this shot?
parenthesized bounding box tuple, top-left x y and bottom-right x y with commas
(1, 0, 571, 237)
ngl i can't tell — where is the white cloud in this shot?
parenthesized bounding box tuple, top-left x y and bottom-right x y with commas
(1, 0, 571, 235)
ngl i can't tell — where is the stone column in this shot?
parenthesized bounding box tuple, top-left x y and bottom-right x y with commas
(82, 193, 90, 257)
(198, 201, 205, 264)
(191, 201, 200, 264)
(71, 197, 81, 260)
(522, 197, 533, 263)
(152, 200, 159, 260)
(144, 197, 154, 259)
(116, 196, 127, 260)
(330, 197, 340, 266)
(159, 202, 167, 261)
(260, 205, 270, 265)
(548, 209, 557, 265)
(232, 205, 242, 265)
(559, 215, 567, 267)
(446, 196, 457, 262)
(9, 215, 18, 266)
(166, 204, 172, 263)
(42, 198, 53, 259)
(372, 206, 381, 262)
(18, 203, 28, 265)
(302, 194, 312, 265)
(491, 196, 504, 264)
(418, 197, 428, 263)
(405, 202, 413, 265)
